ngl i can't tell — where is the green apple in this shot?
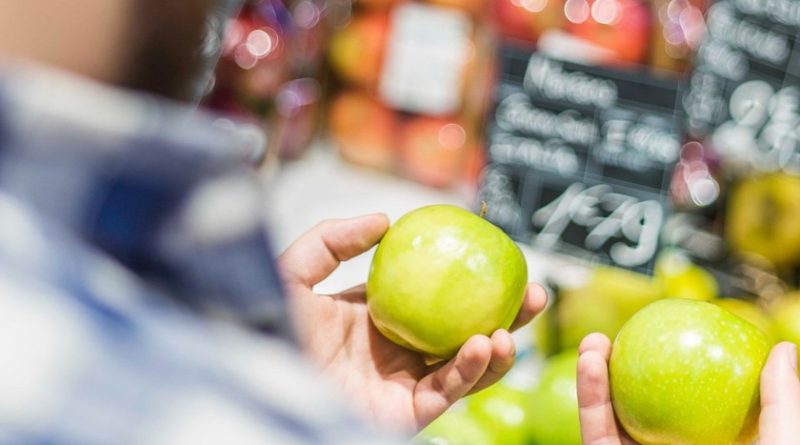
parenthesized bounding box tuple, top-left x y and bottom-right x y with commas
(610, 299, 771, 445)
(589, 266, 665, 316)
(772, 292, 800, 351)
(466, 382, 529, 445)
(715, 298, 776, 343)
(727, 173, 800, 267)
(414, 406, 495, 445)
(556, 288, 626, 351)
(527, 350, 581, 445)
(535, 266, 663, 354)
(533, 304, 560, 356)
(655, 250, 718, 301)
(367, 205, 527, 359)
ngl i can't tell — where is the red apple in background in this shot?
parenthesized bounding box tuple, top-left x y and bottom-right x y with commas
(563, 0, 653, 65)
(400, 117, 470, 188)
(328, 12, 390, 89)
(495, 0, 565, 43)
(328, 91, 397, 170)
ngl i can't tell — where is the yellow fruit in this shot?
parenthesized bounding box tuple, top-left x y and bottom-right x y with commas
(727, 174, 800, 267)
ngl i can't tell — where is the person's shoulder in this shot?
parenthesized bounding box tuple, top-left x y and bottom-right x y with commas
(0, 194, 400, 445)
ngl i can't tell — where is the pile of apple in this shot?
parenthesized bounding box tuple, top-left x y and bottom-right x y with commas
(412, 257, 800, 445)
(535, 250, 721, 355)
(414, 350, 582, 445)
(367, 205, 800, 445)
(325, 0, 493, 188)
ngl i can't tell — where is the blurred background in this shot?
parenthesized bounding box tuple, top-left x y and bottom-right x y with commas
(198, 0, 800, 443)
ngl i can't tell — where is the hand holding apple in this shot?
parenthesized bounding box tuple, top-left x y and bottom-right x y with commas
(277, 213, 546, 431)
(610, 299, 769, 445)
(577, 330, 800, 445)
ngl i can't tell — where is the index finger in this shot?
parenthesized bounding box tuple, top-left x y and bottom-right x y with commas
(278, 214, 390, 288)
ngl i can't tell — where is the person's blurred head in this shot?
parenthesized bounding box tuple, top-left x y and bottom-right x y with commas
(0, 0, 217, 101)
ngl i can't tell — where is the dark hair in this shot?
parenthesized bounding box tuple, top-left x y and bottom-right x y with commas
(122, 0, 215, 101)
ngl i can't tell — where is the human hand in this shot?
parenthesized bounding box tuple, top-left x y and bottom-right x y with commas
(576, 333, 800, 445)
(576, 333, 639, 445)
(757, 341, 800, 445)
(278, 214, 547, 433)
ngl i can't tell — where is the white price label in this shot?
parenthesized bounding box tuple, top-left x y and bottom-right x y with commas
(378, 3, 472, 116)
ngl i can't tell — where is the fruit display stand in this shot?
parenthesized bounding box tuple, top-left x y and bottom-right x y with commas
(262, 1, 800, 444)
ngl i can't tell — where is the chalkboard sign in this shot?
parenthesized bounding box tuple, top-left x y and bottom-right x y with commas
(684, 0, 800, 172)
(480, 47, 685, 273)
(668, 0, 800, 293)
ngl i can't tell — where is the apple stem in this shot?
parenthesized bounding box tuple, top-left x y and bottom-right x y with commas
(480, 201, 488, 218)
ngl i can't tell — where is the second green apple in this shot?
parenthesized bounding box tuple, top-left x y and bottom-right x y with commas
(610, 299, 770, 445)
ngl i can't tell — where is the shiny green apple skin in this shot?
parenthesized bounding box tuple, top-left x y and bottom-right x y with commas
(527, 350, 581, 445)
(367, 205, 527, 359)
(610, 299, 770, 445)
(714, 298, 776, 344)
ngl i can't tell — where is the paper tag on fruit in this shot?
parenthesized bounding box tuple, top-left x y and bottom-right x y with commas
(379, 3, 472, 116)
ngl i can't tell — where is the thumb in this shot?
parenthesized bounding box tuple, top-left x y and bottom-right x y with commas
(759, 342, 800, 445)
(278, 214, 390, 288)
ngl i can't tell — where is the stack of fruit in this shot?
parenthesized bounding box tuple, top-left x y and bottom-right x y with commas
(413, 259, 800, 445)
(326, 0, 493, 188)
(494, 0, 707, 73)
(415, 356, 581, 445)
(535, 250, 719, 355)
(364, 205, 800, 445)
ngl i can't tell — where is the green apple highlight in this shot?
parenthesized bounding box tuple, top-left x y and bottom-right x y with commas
(610, 299, 770, 445)
(366, 205, 527, 359)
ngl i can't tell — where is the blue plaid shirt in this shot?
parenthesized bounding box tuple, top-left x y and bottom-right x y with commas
(0, 67, 394, 444)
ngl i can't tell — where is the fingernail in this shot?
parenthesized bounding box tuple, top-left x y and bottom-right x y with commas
(787, 343, 798, 372)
